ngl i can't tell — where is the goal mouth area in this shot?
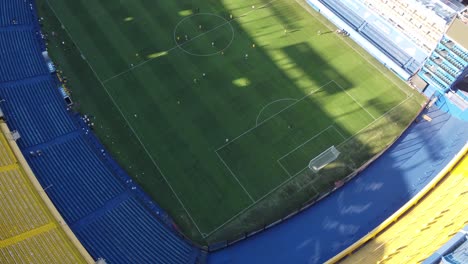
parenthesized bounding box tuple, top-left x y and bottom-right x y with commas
(309, 146, 340, 172)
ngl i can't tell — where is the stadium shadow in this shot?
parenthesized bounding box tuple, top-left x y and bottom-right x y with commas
(38, 1, 425, 261)
(281, 42, 354, 94)
(37, 0, 468, 262)
(199, 8, 412, 263)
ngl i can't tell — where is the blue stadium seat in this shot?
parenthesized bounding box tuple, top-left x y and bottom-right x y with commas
(0, 0, 34, 27)
(26, 134, 125, 223)
(76, 197, 195, 264)
(360, 24, 411, 66)
(0, 76, 77, 147)
(319, 0, 364, 29)
(0, 7, 201, 262)
(0, 28, 48, 83)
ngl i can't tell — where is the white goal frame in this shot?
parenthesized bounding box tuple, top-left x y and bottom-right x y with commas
(308, 146, 340, 172)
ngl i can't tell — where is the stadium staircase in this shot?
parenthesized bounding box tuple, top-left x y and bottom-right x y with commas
(0, 0, 202, 263)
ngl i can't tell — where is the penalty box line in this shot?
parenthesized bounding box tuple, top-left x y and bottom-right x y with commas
(215, 80, 335, 153)
(337, 94, 413, 149)
(215, 150, 255, 202)
(212, 80, 335, 206)
(331, 80, 377, 120)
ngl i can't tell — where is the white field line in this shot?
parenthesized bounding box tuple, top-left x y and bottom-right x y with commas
(216, 80, 334, 152)
(295, 0, 412, 97)
(45, 0, 205, 235)
(332, 80, 376, 120)
(277, 125, 334, 163)
(278, 160, 293, 178)
(206, 95, 413, 238)
(103, 0, 280, 84)
(215, 151, 255, 202)
(332, 124, 347, 140)
(204, 164, 309, 238)
(337, 95, 413, 148)
(256, 98, 298, 126)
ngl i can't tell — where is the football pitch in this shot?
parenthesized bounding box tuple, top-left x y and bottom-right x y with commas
(37, 0, 426, 243)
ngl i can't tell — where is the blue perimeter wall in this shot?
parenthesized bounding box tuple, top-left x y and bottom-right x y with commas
(209, 106, 468, 263)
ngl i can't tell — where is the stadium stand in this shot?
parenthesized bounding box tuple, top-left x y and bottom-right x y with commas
(0, 1, 202, 263)
(0, 122, 92, 263)
(1, 0, 466, 263)
(0, 0, 34, 26)
(337, 155, 467, 263)
(26, 133, 125, 223)
(0, 76, 77, 148)
(418, 13, 468, 120)
(0, 27, 49, 83)
(360, 0, 462, 54)
(317, 0, 365, 29)
(359, 23, 412, 66)
(208, 106, 468, 263)
(312, 0, 428, 77)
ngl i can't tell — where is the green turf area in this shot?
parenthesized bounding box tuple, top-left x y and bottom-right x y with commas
(37, 0, 426, 244)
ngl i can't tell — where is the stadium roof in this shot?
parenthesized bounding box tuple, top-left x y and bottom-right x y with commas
(446, 14, 468, 49)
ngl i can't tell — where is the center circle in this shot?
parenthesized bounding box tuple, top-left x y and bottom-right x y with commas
(173, 13, 235, 57)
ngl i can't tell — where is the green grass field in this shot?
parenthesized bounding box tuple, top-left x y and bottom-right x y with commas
(37, 0, 426, 244)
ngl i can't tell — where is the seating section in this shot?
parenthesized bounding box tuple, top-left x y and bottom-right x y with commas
(318, 0, 415, 72)
(0, 3, 202, 263)
(340, 156, 468, 264)
(0, 28, 49, 83)
(361, 0, 448, 53)
(360, 24, 411, 66)
(26, 133, 125, 223)
(0, 0, 34, 27)
(319, 0, 364, 29)
(77, 197, 195, 264)
(0, 128, 87, 263)
(1, 229, 86, 264)
(0, 169, 50, 239)
(0, 77, 77, 148)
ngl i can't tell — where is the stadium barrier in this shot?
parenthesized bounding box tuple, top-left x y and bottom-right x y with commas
(0, 122, 94, 263)
(207, 96, 430, 251)
(305, 0, 413, 80)
(325, 143, 468, 263)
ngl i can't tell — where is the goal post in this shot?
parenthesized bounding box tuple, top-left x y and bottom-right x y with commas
(308, 146, 340, 172)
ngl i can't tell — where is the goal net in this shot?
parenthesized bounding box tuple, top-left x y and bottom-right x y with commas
(308, 146, 340, 172)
